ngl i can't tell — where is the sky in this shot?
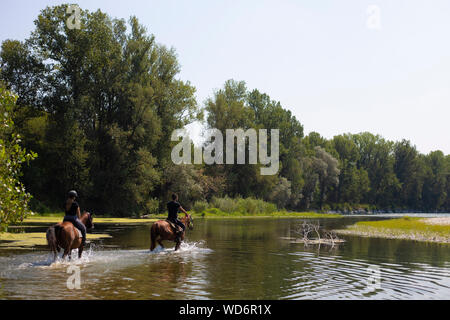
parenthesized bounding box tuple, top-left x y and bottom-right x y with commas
(1, 0, 449, 154)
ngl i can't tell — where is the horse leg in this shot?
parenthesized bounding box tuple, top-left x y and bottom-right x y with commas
(157, 238, 164, 249)
(78, 244, 84, 259)
(65, 240, 74, 260)
(62, 247, 70, 260)
(174, 239, 181, 251)
(150, 228, 157, 251)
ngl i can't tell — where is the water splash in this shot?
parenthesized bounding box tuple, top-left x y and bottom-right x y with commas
(150, 240, 212, 255)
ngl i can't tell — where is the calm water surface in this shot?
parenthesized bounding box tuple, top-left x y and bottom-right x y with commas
(0, 217, 449, 299)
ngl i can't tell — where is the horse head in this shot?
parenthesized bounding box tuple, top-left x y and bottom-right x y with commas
(83, 211, 94, 229)
(186, 214, 194, 230)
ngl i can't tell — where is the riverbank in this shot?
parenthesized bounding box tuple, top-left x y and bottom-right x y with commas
(0, 232, 112, 249)
(0, 215, 157, 249)
(336, 217, 450, 244)
(22, 210, 342, 223)
(22, 214, 158, 224)
(191, 208, 342, 218)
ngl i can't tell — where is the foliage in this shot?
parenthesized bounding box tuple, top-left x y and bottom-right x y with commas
(0, 86, 37, 231)
(207, 196, 277, 215)
(0, 5, 448, 216)
(0, 5, 200, 216)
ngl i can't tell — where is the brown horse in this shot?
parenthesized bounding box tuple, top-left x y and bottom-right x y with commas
(46, 212, 94, 260)
(150, 215, 194, 252)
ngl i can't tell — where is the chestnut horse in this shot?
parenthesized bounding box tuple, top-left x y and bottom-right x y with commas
(150, 215, 194, 251)
(46, 212, 94, 260)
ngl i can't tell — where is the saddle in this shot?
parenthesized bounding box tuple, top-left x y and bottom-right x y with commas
(75, 228, 82, 238)
(64, 221, 83, 238)
(165, 219, 182, 233)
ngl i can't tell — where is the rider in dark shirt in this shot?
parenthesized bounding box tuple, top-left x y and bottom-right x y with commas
(167, 193, 188, 236)
(63, 190, 87, 245)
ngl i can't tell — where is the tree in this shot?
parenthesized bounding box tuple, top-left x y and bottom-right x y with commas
(313, 146, 340, 209)
(268, 177, 292, 209)
(331, 134, 369, 205)
(352, 132, 400, 208)
(393, 140, 423, 209)
(0, 5, 200, 215)
(422, 151, 447, 211)
(162, 164, 205, 209)
(0, 85, 36, 231)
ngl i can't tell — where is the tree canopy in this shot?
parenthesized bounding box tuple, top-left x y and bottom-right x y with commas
(0, 5, 448, 217)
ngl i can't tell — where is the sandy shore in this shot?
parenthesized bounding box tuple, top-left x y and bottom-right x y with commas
(336, 217, 450, 244)
(421, 217, 450, 226)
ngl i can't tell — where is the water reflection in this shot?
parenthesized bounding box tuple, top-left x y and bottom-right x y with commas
(0, 218, 449, 299)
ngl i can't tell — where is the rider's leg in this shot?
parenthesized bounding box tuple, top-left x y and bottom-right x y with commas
(74, 219, 87, 245)
(175, 219, 185, 232)
(64, 216, 86, 245)
(174, 219, 184, 243)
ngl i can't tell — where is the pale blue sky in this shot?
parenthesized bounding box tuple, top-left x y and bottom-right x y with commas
(1, 0, 449, 154)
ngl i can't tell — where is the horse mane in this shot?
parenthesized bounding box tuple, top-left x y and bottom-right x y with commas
(180, 214, 191, 224)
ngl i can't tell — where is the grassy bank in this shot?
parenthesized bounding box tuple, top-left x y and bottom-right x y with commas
(23, 206, 342, 224)
(0, 232, 111, 249)
(191, 208, 342, 218)
(0, 213, 154, 249)
(336, 217, 450, 243)
(23, 213, 158, 225)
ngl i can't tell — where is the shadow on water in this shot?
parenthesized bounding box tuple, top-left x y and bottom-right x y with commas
(0, 217, 449, 299)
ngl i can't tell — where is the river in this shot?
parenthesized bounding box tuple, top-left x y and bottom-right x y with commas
(0, 216, 449, 299)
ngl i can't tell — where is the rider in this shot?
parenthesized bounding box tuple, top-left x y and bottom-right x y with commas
(63, 190, 86, 246)
(167, 193, 188, 239)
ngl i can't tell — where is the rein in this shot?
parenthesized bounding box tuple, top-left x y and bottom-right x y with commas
(79, 212, 90, 226)
(180, 215, 190, 228)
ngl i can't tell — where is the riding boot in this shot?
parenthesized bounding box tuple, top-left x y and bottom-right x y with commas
(175, 229, 183, 242)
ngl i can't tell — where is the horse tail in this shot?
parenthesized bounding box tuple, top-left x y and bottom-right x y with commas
(150, 223, 158, 251)
(46, 224, 62, 258)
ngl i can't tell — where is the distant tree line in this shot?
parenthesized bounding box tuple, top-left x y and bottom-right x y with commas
(0, 5, 448, 217)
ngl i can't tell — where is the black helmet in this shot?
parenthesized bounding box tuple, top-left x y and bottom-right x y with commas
(68, 190, 78, 198)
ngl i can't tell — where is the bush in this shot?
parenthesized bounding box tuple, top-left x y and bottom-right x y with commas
(0, 86, 37, 231)
(193, 200, 209, 213)
(209, 196, 277, 215)
(145, 198, 160, 215)
(211, 196, 238, 213)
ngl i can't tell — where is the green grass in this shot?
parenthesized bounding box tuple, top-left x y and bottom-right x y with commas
(357, 217, 450, 235)
(191, 208, 342, 218)
(22, 213, 158, 224)
(337, 217, 450, 243)
(21, 210, 341, 223)
(0, 232, 112, 248)
(0, 212, 155, 249)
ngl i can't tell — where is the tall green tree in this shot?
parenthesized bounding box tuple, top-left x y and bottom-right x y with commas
(0, 85, 36, 231)
(393, 140, 423, 209)
(352, 132, 400, 208)
(0, 5, 200, 215)
(421, 151, 447, 211)
(331, 134, 370, 205)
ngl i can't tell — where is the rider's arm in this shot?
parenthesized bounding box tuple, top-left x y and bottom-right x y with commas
(179, 206, 188, 216)
(76, 206, 81, 219)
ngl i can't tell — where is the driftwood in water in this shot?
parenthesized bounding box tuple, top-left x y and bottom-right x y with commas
(281, 221, 345, 247)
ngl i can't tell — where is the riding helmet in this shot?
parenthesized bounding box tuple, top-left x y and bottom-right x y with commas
(68, 190, 78, 198)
